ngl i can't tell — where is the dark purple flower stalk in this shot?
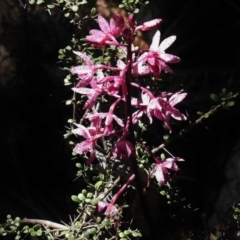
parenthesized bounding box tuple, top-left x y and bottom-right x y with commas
(98, 174, 136, 226)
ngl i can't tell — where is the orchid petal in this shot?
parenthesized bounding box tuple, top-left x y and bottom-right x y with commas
(72, 87, 94, 95)
(73, 51, 93, 66)
(169, 91, 187, 106)
(113, 115, 124, 126)
(98, 15, 110, 33)
(159, 36, 176, 51)
(72, 124, 91, 139)
(73, 140, 92, 154)
(150, 30, 161, 50)
(160, 53, 181, 63)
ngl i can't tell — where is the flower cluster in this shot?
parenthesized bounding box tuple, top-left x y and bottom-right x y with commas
(70, 13, 186, 224)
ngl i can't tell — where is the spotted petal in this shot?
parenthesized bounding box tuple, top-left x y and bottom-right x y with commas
(159, 36, 176, 51)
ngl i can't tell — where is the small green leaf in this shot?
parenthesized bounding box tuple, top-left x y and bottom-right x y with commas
(78, 193, 85, 201)
(160, 190, 166, 196)
(29, 0, 35, 4)
(71, 195, 81, 203)
(66, 100, 72, 105)
(36, 0, 43, 4)
(90, 198, 99, 206)
(87, 228, 97, 235)
(91, 7, 96, 15)
(132, 231, 139, 237)
(210, 93, 220, 102)
(64, 12, 70, 18)
(99, 173, 105, 181)
(82, 189, 87, 195)
(76, 163, 82, 168)
(134, 8, 140, 13)
(221, 88, 227, 94)
(87, 192, 93, 198)
(79, 0, 87, 4)
(225, 101, 235, 107)
(29, 230, 36, 237)
(23, 226, 29, 232)
(94, 181, 103, 190)
(47, 4, 54, 9)
(226, 92, 233, 100)
(36, 230, 42, 236)
(67, 119, 74, 123)
(83, 232, 90, 238)
(163, 135, 169, 140)
(119, 232, 125, 238)
(71, 5, 78, 12)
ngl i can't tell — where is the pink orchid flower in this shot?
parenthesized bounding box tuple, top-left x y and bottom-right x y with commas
(70, 51, 97, 87)
(131, 91, 152, 124)
(72, 70, 105, 109)
(71, 51, 120, 87)
(72, 124, 104, 164)
(138, 30, 181, 78)
(148, 90, 187, 132)
(72, 81, 103, 109)
(97, 174, 135, 226)
(85, 103, 124, 136)
(112, 139, 136, 160)
(104, 98, 124, 136)
(98, 200, 118, 216)
(86, 14, 124, 46)
(98, 201, 120, 227)
(135, 18, 162, 32)
(97, 75, 124, 96)
(151, 157, 184, 185)
(130, 83, 186, 131)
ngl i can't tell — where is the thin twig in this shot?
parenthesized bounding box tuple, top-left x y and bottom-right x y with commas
(152, 91, 239, 154)
(20, 219, 69, 230)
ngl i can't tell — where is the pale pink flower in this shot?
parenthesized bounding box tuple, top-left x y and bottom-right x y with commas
(135, 19, 162, 32)
(117, 57, 150, 77)
(98, 201, 118, 215)
(138, 30, 180, 78)
(72, 124, 103, 164)
(98, 75, 124, 96)
(71, 52, 121, 87)
(103, 98, 124, 136)
(112, 140, 136, 160)
(151, 157, 184, 184)
(98, 201, 120, 227)
(70, 51, 97, 87)
(86, 14, 124, 46)
(148, 90, 187, 132)
(97, 174, 135, 227)
(72, 70, 104, 109)
(131, 91, 152, 123)
(85, 102, 124, 136)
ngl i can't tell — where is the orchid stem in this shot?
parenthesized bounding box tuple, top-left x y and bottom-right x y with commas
(124, 39, 157, 239)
